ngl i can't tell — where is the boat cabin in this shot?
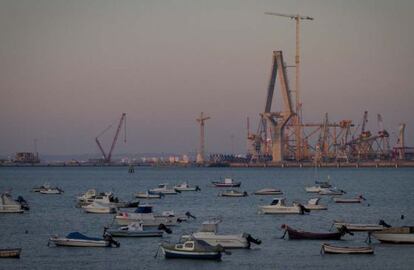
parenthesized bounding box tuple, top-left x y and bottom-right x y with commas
(224, 178, 234, 184)
(199, 219, 220, 234)
(270, 198, 286, 206)
(134, 205, 153, 213)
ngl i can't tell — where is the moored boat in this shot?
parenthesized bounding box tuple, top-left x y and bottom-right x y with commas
(77, 190, 138, 208)
(107, 222, 171, 237)
(333, 195, 365, 203)
(48, 232, 120, 247)
(259, 198, 308, 215)
(305, 186, 324, 193)
(181, 219, 261, 249)
(254, 188, 283, 195)
(281, 224, 353, 240)
(212, 178, 241, 188)
(83, 202, 117, 214)
(174, 182, 201, 192)
(160, 238, 226, 260)
(332, 220, 389, 232)
(372, 226, 414, 244)
(150, 184, 179, 195)
(0, 193, 24, 213)
(135, 190, 164, 199)
(0, 248, 21, 258)
(219, 190, 248, 197)
(321, 243, 374, 254)
(305, 198, 327, 210)
(40, 187, 64, 194)
(319, 188, 345, 195)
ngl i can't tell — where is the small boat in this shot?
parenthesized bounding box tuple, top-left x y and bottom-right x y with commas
(160, 238, 227, 260)
(32, 184, 49, 192)
(315, 181, 332, 188)
(333, 195, 366, 203)
(219, 190, 248, 197)
(0, 193, 24, 213)
(259, 198, 308, 215)
(305, 198, 327, 210)
(254, 188, 283, 195)
(0, 248, 21, 258)
(305, 186, 324, 193)
(212, 178, 241, 188)
(115, 205, 195, 226)
(372, 226, 414, 244)
(107, 222, 172, 237)
(174, 182, 201, 192)
(332, 220, 388, 232)
(48, 232, 120, 247)
(319, 188, 345, 195)
(150, 184, 179, 195)
(77, 190, 138, 208)
(135, 190, 164, 199)
(181, 219, 261, 249)
(281, 224, 353, 240)
(83, 202, 117, 214)
(40, 187, 64, 194)
(321, 243, 374, 254)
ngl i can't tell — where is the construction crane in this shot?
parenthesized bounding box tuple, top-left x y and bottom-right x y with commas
(95, 113, 126, 163)
(265, 11, 313, 161)
(196, 112, 210, 164)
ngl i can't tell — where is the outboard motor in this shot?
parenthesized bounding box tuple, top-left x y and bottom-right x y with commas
(338, 225, 354, 236)
(245, 234, 262, 246)
(185, 211, 196, 219)
(195, 186, 201, 192)
(158, 223, 172, 234)
(379, 219, 392, 228)
(243, 191, 248, 197)
(16, 196, 30, 210)
(103, 229, 120, 248)
(298, 204, 310, 215)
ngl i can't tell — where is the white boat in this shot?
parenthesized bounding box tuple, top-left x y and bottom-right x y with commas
(150, 184, 179, 195)
(259, 198, 307, 214)
(181, 219, 261, 249)
(115, 205, 192, 226)
(254, 188, 283, 195)
(40, 187, 64, 194)
(77, 190, 138, 208)
(48, 232, 119, 247)
(332, 220, 386, 232)
(321, 243, 374, 254)
(0, 193, 24, 213)
(319, 188, 345, 195)
(107, 222, 171, 237)
(333, 195, 365, 203)
(174, 182, 200, 192)
(135, 190, 164, 199)
(372, 227, 414, 244)
(305, 186, 324, 193)
(219, 190, 248, 197)
(83, 202, 117, 214)
(212, 178, 241, 187)
(305, 198, 327, 210)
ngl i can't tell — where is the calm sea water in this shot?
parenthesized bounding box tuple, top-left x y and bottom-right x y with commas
(0, 167, 413, 270)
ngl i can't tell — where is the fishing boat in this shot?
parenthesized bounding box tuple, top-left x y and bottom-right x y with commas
(372, 226, 414, 244)
(0, 193, 24, 213)
(150, 184, 179, 195)
(115, 205, 194, 226)
(254, 188, 283, 195)
(319, 188, 345, 195)
(321, 243, 374, 254)
(40, 187, 64, 194)
(259, 198, 308, 215)
(48, 232, 120, 247)
(0, 248, 21, 258)
(83, 202, 117, 214)
(333, 195, 365, 203)
(107, 222, 171, 237)
(135, 190, 164, 199)
(212, 178, 241, 188)
(304, 198, 327, 210)
(181, 219, 261, 249)
(219, 190, 248, 197)
(160, 238, 226, 260)
(77, 190, 139, 208)
(174, 182, 201, 192)
(281, 224, 353, 240)
(332, 220, 388, 232)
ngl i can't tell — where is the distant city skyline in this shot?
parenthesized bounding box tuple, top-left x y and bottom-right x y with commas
(1, 0, 413, 155)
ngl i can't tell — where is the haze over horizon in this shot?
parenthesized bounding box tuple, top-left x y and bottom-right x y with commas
(1, 0, 413, 156)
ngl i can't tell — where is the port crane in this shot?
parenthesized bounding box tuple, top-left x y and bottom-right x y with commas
(95, 113, 126, 163)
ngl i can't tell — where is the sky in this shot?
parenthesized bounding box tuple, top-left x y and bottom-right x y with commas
(0, 0, 413, 156)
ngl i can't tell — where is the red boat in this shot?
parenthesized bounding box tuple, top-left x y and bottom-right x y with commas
(281, 224, 353, 240)
(212, 178, 241, 188)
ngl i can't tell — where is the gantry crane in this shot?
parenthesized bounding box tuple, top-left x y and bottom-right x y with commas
(95, 113, 126, 163)
(265, 11, 313, 160)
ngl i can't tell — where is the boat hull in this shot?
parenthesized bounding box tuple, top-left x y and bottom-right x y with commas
(260, 206, 302, 214)
(108, 230, 163, 237)
(287, 228, 342, 240)
(84, 207, 116, 214)
(49, 238, 110, 247)
(372, 233, 414, 244)
(333, 223, 384, 232)
(0, 248, 21, 258)
(305, 204, 327, 210)
(322, 243, 374, 254)
(333, 198, 362, 203)
(182, 234, 249, 249)
(212, 183, 241, 188)
(115, 216, 178, 227)
(162, 247, 221, 260)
